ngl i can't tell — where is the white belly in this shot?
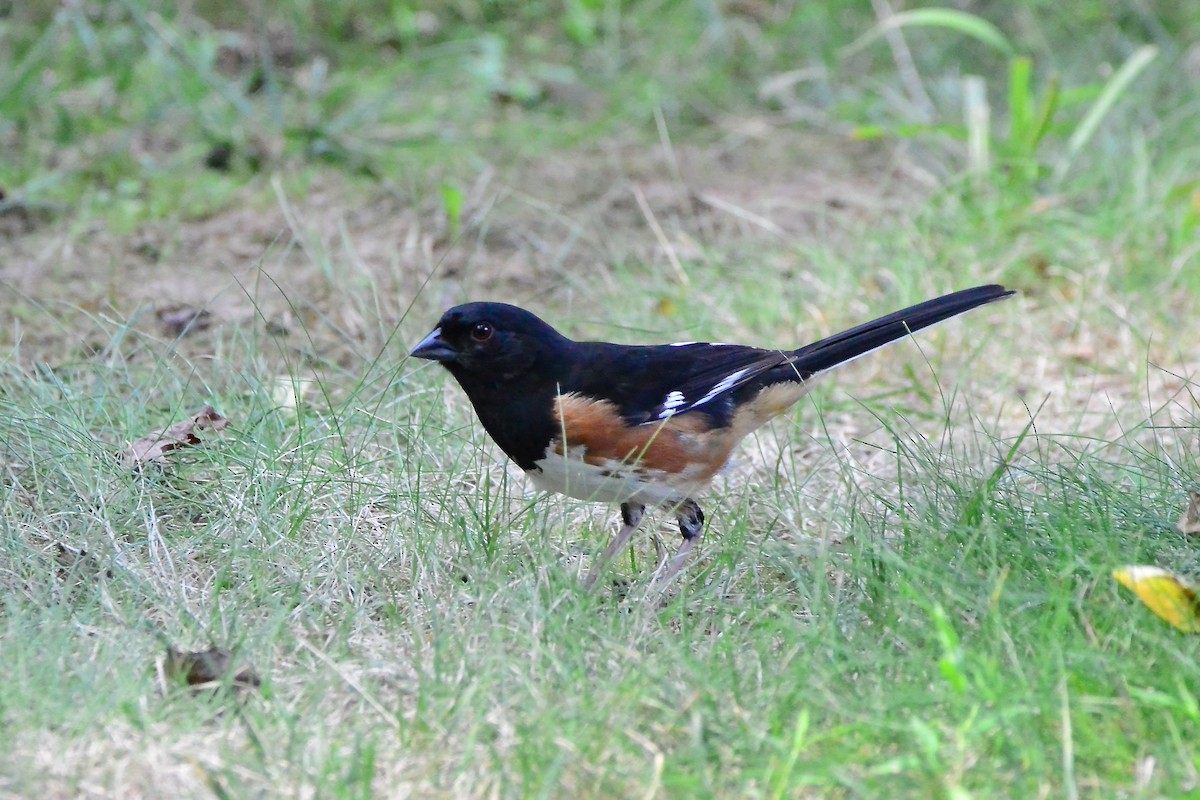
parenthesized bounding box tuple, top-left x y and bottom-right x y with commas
(527, 450, 701, 508)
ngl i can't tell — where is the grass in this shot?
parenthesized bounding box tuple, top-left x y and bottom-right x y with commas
(2, 0, 1200, 797)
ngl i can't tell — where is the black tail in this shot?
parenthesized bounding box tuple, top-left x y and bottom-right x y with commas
(790, 284, 1014, 376)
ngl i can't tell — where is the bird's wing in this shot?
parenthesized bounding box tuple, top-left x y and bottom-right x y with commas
(568, 342, 790, 425)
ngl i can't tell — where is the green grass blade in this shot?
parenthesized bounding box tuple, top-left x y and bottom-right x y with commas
(847, 8, 1016, 57)
(1007, 57, 1034, 151)
(1029, 76, 1061, 150)
(1056, 44, 1158, 180)
(0, 15, 62, 107)
(959, 410, 1039, 527)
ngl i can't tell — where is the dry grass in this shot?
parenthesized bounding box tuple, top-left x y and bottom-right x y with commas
(4, 131, 1197, 794)
(3, 3, 1200, 797)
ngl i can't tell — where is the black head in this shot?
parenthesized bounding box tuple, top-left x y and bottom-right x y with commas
(410, 302, 571, 384)
(411, 302, 573, 468)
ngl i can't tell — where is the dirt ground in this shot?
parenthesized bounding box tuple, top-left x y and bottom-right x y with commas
(3, 127, 1195, 455)
(0, 132, 919, 367)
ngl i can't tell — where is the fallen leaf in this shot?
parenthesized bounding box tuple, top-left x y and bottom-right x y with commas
(203, 141, 234, 172)
(123, 406, 229, 469)
(164, 646, 261, 691)
(1113, 566, 1200, 633)
(156, 306, 212, 338)
(1177, 490, 1200, 536)
(54, 542, 113, 580)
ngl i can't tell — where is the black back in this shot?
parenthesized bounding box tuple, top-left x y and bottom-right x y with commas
(417, 286, 1013, 468)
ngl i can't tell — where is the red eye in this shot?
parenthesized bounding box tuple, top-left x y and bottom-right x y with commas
(471, 322, 493, 342)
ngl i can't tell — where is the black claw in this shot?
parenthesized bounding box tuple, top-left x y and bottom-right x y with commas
(677, 500, 705, 541)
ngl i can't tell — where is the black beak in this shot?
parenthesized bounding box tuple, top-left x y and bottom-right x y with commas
(410, 327, 458, 362)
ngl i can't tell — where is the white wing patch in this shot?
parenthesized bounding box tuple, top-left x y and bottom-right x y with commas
(695, 366, 751, 407)
(658, 390, 687, 418)
(653, 363, 763, 420)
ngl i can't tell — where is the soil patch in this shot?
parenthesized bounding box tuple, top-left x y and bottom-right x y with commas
(0, 130, 913, 366)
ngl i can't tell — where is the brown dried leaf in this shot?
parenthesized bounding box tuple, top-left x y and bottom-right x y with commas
(1178, 490, 1200, 536)
(156, 305, 212, 337)
(123, 406, 229, 469)
(54, 542, 113, 580)
(165, 646, 262, 691)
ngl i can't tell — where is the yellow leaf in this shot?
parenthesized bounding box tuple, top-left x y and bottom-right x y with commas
(1113, 566, 1200, 633)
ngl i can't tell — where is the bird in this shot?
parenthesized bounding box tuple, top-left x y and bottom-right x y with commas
(411, 284, 1014, 587)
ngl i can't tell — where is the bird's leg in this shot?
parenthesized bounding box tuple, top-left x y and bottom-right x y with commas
(584, 502, 645, 589)
(656, 500, 705, 585)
